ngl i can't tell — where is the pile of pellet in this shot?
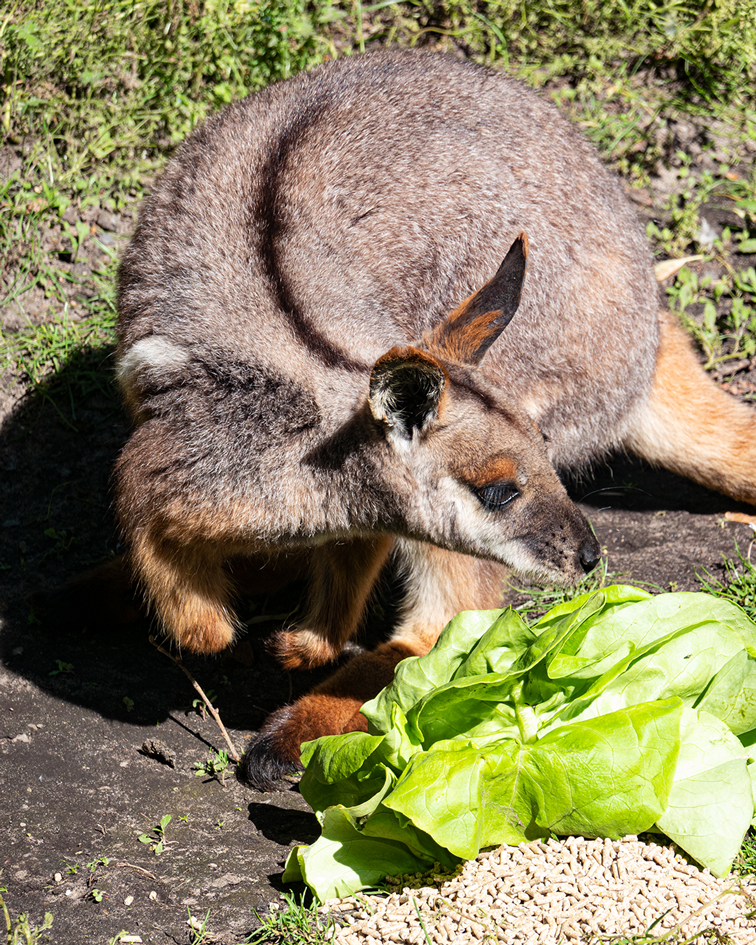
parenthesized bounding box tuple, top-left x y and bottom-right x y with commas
(328, 836, 756, 944)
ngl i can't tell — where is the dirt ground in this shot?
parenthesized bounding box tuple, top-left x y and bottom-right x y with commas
(2, 84, 756, 945)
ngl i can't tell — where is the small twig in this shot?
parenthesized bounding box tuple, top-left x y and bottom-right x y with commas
(149, 636, 241, 763)
(710, 357, 753, 381)
(115, 861, 159, 881)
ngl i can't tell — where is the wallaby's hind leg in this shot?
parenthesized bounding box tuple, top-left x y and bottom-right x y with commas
(624, 311, 756, 505)
(242, 638, 420, 789)
(242, 542, 507, 789)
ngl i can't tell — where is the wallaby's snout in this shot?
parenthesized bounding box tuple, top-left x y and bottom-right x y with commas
(528, 497, 600, 585)
(579, 534, 602, 575)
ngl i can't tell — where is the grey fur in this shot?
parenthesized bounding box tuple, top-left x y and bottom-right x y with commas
(118, 50, 657, 475)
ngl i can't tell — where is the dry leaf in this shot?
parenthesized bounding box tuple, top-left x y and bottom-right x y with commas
(654, 256, 704, 282)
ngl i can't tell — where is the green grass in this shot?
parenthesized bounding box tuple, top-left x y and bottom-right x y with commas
(735, 828, 756, 875)
(699, 541, 756, 621)
(665, 263, 756, 377)
(1, 0, 337, 196)
(245, 891, 336, 945)
(0, 887, 53, 945)
(507, 555, 614, 621)
(348, 0, 756, 101)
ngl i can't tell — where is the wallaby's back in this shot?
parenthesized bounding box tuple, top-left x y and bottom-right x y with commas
(118, 50, 658, 471)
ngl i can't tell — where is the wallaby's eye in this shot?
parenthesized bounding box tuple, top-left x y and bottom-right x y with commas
(473, 482, 519, 510)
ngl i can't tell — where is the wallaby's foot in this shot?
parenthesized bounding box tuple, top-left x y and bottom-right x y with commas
(241, 696, 367, 790)
(241, 640, 418, 790)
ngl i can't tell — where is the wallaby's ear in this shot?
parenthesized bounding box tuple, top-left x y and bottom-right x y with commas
(425, 233, 528, 366)
(369, 346, 447, 440)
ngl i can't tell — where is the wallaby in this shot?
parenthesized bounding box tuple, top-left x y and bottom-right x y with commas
(114, 49, 756, 789)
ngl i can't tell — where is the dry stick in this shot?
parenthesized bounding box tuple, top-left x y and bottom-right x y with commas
(149, 635, 241, 763)
(115, 861, 159, 881)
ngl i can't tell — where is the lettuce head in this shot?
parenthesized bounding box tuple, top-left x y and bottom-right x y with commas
(284, 587, 756, 900)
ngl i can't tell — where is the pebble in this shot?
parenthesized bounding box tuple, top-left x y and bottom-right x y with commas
(96, 209, 119, 231)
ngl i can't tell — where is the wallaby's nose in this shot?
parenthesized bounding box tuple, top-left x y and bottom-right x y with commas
(579, 535, 601, 575)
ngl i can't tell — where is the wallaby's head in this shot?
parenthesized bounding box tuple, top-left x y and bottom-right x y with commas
(368, 234, 600, 585)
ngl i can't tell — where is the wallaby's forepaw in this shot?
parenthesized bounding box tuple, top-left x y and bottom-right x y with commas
(268, 629, 342, 670)
(240, 693, 367, 791)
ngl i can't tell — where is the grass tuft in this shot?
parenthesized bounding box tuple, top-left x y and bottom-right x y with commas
(508, 556, 614, 622)
(245, 890, 336, 945)
(699, 541, 756, 621)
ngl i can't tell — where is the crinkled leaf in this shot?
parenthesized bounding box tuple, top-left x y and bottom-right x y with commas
(299, 731, 387, 817)
(656, 708, 754, 877)
(285, 804, 438, 901)
(362, 610, 505, 733)
(697, 650, 756, 735)
(301, 731, 384, 782)
(385, 700, 681, 858)
(291, 588, 756, 898)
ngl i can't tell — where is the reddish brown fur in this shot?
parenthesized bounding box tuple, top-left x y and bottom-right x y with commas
(372, 346, 448, 376)
(248, 640, 424, 781)
(625, 312, 756, 504)
(425, 233, 529, 365)
(428, 308, 504, 364)
(458, 455, 519, 489)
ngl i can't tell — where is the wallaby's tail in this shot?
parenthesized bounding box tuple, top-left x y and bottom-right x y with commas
(624, 311, 756, 505)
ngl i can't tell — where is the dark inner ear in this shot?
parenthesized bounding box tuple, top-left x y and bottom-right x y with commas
(369, 347, 447, 440)
(425, 233, 529, 366)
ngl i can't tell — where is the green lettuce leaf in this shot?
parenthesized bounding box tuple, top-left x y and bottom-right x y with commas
(655, 707, 754, 877)
(290, 587, 756, 899)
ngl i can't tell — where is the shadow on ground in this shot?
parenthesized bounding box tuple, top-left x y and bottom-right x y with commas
(1, 357, 754, 943)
